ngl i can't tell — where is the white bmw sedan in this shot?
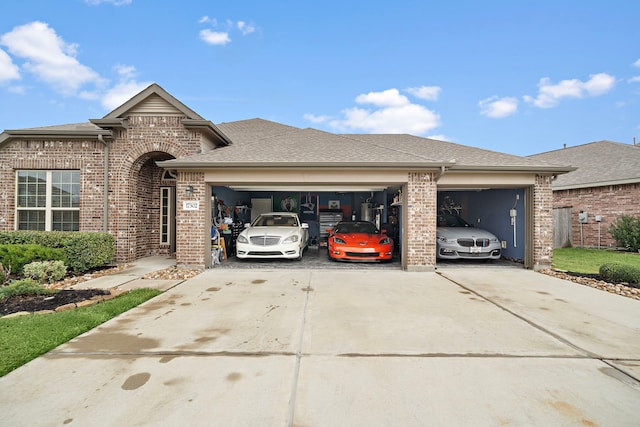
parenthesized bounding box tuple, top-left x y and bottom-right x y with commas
(236, 212, 309, 260)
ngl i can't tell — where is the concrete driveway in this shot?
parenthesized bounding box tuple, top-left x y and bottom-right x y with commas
(1, 267, 639, 426)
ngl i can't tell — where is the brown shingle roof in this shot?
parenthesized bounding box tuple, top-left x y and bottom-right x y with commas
(528, 140, 640, 189)
(164, 118, 570, 172)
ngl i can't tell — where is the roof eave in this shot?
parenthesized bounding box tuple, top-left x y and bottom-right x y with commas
(181, 119, 232, 146)
(0, 128, 114, 148)
(155, 160, 456, 169)
(449, 165, 577, 174)
(553, 177, 640, 191)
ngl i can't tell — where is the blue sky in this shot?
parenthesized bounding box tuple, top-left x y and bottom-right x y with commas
(1, 0, 639, 156)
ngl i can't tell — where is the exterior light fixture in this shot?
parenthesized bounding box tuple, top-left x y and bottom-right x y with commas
(185, 185, 194, 197)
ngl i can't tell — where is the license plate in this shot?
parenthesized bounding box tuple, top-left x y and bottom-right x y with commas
(470, 247, 481, 253)
(363, 248, 375, 252)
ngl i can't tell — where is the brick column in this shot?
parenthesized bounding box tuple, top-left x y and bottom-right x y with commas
(405, 172, 437, 271)
(533, 174, 554, 270)
(175, 172, 209, 269)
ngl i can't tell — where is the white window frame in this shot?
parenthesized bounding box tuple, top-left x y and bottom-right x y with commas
(15, 170, 80, 231)
(160, 186, 174, 245)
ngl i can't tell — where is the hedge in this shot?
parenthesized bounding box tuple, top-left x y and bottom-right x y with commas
(599, 262, 640, 287)
(0, 245, 65, 275)
(0, 231, 115, 273)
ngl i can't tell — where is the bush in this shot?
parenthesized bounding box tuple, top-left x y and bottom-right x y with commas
(0, 262, 10, 286)
(23, 260, 67, 284)
(0, 245, 65, 275)
(599, 262, 640, 286)
(609, 215, 640, 252)
(0, 278, 56, 299)
(0, 231, 115, 273)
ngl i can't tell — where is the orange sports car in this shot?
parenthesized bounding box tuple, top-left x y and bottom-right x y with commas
(327, 221, 394, 262)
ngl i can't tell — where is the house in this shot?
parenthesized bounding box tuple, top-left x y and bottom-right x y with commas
(528, 141, 640, 248)
(0, 84, 572, 271)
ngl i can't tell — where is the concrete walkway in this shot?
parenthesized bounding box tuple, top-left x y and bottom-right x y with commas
(1, 265, 639, 426)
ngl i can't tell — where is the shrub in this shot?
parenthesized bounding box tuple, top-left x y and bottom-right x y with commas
(23, 260, 67, 284)
(0, 262, 10, 286)
(0, 278, 56, 299)
(0, 231, 115, 273)
(609, 215, 640, 252)
(0, 244, 65, 275)
(599, 262, 640, 287)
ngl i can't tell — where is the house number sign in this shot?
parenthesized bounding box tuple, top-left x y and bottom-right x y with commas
(182, 201, 200, 211)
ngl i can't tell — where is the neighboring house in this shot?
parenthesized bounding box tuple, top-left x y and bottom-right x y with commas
(0, 84, 572, 271)
(529, 141, 640, 248)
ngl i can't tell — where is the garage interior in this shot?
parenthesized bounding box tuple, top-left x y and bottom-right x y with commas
(208, 182, 527, 269)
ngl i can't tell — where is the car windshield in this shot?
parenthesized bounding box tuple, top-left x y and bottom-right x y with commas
(437, 213, 472, 227)
(335, 222, 378, 234)
(253, 215, 298, 227)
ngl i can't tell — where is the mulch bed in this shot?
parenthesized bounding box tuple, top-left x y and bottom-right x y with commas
(0, 289, 111, 316)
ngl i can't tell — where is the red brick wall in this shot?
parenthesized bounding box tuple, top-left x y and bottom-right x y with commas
(553, 183, 640, 248)
(405, 172, 437, 270)
(0, 115, 202, 264)
(0, 139, 107, 232)
(533, 175, 554, 270)
(175, 174, 209, 268)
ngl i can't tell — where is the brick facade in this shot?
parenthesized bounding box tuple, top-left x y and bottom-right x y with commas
(533, 174, 554, 270)
(0, 114, 202, 264)
(404, 172, 437, 271)
(552, 183, 640, 248)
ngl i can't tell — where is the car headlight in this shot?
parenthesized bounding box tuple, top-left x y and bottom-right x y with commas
(379, 237, 391, 244)
(437, 236, 456, 243)
(282, 235, 299, 243)
(333, 237, 346, 244)
(237, 235, 248, 244)
(490, 238, 499, 243)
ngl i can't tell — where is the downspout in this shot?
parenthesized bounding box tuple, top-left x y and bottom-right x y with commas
(98, 134, 109, 232)
(435, 165, 447, 181)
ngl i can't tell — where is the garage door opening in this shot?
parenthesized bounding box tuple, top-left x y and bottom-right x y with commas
(209, 184, 404, 269)
(436, 189, 526, 268)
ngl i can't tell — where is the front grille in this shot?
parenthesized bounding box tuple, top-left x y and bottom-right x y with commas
(247, 251, 283, 256)
(457, 238, 490, 247)
(457, 238, 474, 247)
(345, 252, 381, 258)
(249, 236, 280, 246)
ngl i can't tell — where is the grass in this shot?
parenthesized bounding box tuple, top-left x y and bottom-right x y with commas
(553, 247, 640, 274)
(0, 288, 161, 377)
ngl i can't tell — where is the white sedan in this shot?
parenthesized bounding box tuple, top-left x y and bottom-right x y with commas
(236, 212, 309, 260)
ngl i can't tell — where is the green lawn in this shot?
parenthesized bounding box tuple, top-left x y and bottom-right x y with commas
(0, 288, 161, 377)
(553, 247, 640, 274)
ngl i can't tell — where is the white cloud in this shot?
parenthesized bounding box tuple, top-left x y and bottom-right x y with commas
(84, 0, 132, 5)
(355, 88, 410, 107)
(303, 113, 331, 124)
(101, 80, 151, 110)
(323, 88, 441, 134)
(479, 96, 518, 118)
(524, 73, 616, 108)
(199, 18, 256, 45)
(237, 21, 255, 35)
(629, 76, 640, 83)
(199, 29, 231, 45)
(405, 85, 441, 101)
(633, 59, 640, 68)
(114, 64, 137, 79)
(0, 48, 20, 82)
(0, 21, 104, 95)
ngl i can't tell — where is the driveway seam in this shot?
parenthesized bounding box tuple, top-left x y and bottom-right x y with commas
(437, 272, 599, 359)
(286, 271, 313, 427)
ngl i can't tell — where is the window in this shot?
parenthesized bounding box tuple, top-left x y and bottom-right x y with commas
(16, 170, 80, 231)
(160, 187, 174, 245)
